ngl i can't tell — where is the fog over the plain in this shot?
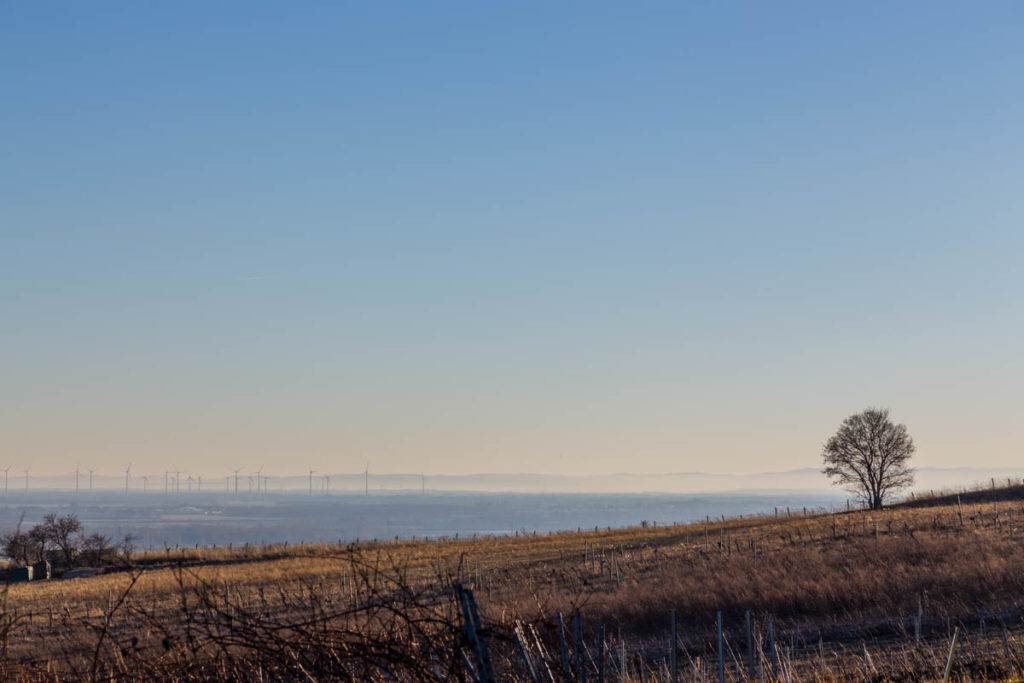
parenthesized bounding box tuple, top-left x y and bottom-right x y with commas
(0, 466, 1014, 550)
(3, 466, 1018, 495)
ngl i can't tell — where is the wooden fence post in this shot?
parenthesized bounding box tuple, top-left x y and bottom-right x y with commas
(455, 584, 494, 683)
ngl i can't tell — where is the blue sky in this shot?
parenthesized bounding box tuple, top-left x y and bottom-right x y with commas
(3, 2, 1023, 476)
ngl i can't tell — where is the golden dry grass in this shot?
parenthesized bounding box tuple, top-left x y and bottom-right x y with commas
(2, 489, 1024, 680)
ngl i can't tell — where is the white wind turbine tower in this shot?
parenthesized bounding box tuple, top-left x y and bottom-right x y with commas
(256, 467, 263, 495)
(164, 471, 170, 494)
(174, 471, 182, 494)
(308, 469, 316, 496)
(232, 468, 241, 497)
(88, 468, 95, 494)
(124, 463, 132, 494)
(247, 475, 253, 495)
(75, 464, 81, 495)
(23, 468, 30, 494)
(197, 475, 202, 493)
(2, 465, 11, 496)
(187, 475, 193, 494)
(142, 475, 148, 493)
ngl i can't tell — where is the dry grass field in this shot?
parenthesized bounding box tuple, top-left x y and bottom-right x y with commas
(3, 484, 1024, 680)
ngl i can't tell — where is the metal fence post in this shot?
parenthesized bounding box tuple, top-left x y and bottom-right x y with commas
(718, 611, 725, 683)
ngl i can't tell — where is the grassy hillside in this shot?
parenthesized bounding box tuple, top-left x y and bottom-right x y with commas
(3, 485, 1024, 680)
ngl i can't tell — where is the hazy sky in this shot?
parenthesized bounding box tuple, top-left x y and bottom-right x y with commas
(3, 3, 1023, 477)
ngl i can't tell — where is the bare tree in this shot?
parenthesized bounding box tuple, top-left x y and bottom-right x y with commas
(118, 532, 138, 567)
(2, 513, 142, 572)
(80, 532, 114, 566)
(1, 530, 38, 565)
(2, 524, 49, 565)
(822, 407, 915, 509)
(39, 513, 82, 568)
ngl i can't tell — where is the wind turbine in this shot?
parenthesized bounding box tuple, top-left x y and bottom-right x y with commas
(2, 465, 11, 496)
(164, 470, 170, 495)
(88, 468, 95, 494)
(308, 469, 316, 496)
(187, 475, 193, 494)
(232, 468, 241, 497)
(175, 471, 182, 494)
(75, 464, 81, 495)
(247, 475, 253, 495)
(124, 463, 132, 494)
(142, 475, 148, 493)
(197, 475, 202, 493)
(23, 468, 30, 495)
(322, 474, 330, 495)
(263, 475, 270, 494)
(256, 467, 263, 495)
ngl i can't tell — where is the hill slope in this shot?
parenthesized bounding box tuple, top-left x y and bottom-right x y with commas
(2, 484, 1024, 680)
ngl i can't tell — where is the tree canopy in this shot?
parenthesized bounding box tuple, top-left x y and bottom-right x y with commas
(822, 407, 915, 509)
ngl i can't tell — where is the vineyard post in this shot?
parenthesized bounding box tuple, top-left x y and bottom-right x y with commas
(574, 613, 585, 683)
(557, 612, 570, 678)
(513, 623, 539, 683)
(746, 610, 754, 680)
(1003, 626, 1012, 675)
(718, 611, 725, 683)
(670, 609, 677, 683)
(942, 627, 959, 683)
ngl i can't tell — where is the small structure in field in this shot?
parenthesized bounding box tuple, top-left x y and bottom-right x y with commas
(31, 560, 51, 580)
(10, 566, 32, 582)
